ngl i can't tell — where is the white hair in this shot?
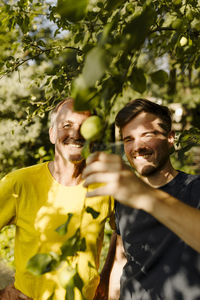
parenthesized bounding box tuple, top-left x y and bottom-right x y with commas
(49, 97, 74, 128)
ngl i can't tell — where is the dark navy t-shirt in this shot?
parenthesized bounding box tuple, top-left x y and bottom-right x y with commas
(115, 172, 200, 300)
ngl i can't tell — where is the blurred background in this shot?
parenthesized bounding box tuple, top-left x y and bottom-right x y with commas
(1, 0, 200, 288)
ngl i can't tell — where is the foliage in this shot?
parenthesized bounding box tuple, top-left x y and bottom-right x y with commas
(0, 0, 200, 131)
(26, 207, 97, 298)
(1, 0, 200, 138)
(26, 210, 112, 297)
(0, 225, 15, 269)
(172, 128, 200, 173)
(1, 0, 200, 298)
(0, 63, 55, 178)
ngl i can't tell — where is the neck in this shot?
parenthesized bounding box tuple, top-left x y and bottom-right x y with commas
(140, 161, 178, 188)
(48, 157, 85, 186)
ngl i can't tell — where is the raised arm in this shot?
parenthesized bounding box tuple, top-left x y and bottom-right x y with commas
(83, 152, 200, 253)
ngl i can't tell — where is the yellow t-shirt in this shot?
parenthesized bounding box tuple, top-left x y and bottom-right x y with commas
(0, 162, 114, 300)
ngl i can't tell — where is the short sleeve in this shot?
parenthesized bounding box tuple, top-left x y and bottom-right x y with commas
(189, 176, 200, 209)
(0, 174, 17, 229)
(107, 196, 115, 229)
(114, 200, 120, 235)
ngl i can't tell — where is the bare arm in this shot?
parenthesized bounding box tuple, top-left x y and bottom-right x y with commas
(93, 232, 117, 300)
(109, 234, 126, 300)
(147, 188, 200, 253)
(93, 232, 126, 300)
(83, 152, 200, 253)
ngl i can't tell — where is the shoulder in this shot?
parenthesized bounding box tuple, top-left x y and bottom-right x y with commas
(177, 171, 200, 186)
(160, 171, 200, 206)
(2, 162, 48, 183)
(177, 171, 200, 207)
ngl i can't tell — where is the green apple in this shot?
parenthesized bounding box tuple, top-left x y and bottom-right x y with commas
(180, 36, 188, 46)
(80, 115, 104, 141)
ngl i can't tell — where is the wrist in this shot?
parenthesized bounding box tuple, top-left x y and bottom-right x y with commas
(128, 182, 157, 212)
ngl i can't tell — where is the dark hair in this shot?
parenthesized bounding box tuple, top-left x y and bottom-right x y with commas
(115, 98, 172, 133)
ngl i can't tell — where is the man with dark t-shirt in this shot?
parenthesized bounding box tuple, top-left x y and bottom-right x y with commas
(83, 98, 200, 300)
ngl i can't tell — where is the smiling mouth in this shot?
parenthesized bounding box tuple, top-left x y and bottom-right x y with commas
(133, 148, 154, 160)
(63, 138, 84, 148)
(134, 154, 152, 160)
(64, 142, 84, 148)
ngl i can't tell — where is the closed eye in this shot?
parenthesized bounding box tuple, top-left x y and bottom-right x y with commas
(123, 137, 133, 143)
(63, 123, 71, 128)
(143, 131, 159, 137)
(145, 133, 156, 137)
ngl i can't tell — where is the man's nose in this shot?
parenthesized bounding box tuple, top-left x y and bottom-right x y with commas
(69, 126, 82, 139)
(132, 138, 144, 151)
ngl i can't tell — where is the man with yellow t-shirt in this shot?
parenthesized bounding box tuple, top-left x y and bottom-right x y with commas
(0, 98, 114, 300)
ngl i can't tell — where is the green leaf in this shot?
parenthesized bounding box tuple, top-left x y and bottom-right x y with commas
(195, 55, 200, 69)
(178, 128, 200, 148)
(26, 253, 58, 275)
(61, 234, 79, 258)
(150, 70, 169, 85)
(82, 47, 108, 87)
(47, 292, 55, 300)
(88, 261, 95, 269)
(99, 23, 113, 46)
(37, 40, 46, 48)
(97, 2, 104, 8)
(178, 144, 195, 161)
(171, 18, 184, 30)
(60, 229, 86, 259)
(78, 238, 86, 252)
(72, 76, 100, 111)
(74, 32, 84, 44)
(55, 213, 73, 235)
(130, 68, 146, 93)
(122, 4, 156, 50)
(105, 0, 126, 11)
(85, 207, 100, 219)
(74, 271, 84, 292)
(57, 0, 89, 22)
(52, 76, 66, 92)
(65, 285, 74, 300)
(81, 141, 91, 159)
(22, 15, 30, 34)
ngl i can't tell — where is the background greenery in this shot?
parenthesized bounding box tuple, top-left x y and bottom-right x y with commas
(1, 0, 200, 284)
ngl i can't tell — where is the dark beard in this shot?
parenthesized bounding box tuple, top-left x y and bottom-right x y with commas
(140, 154, 170, 177)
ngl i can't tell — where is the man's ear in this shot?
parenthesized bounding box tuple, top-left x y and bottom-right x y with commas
(168, 131, 175, 154)
(49, 127, 56, 144)
(168, 130, 175, 145)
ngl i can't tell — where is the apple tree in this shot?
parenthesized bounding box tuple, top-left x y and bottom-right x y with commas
(1, 0, 200, 298)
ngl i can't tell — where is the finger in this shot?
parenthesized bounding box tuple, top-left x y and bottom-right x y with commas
(83, 160, 120, 178)
(83, 172, 118, 187)
(86, 184, 114, 198)
(97, 152, 121, 163)
(83, 161, 107, 178)
(86, 152, 101, 164)
(86, 151, 121, 165)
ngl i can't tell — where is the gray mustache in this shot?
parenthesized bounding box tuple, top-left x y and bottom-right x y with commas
(63, 138, 85, 146)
